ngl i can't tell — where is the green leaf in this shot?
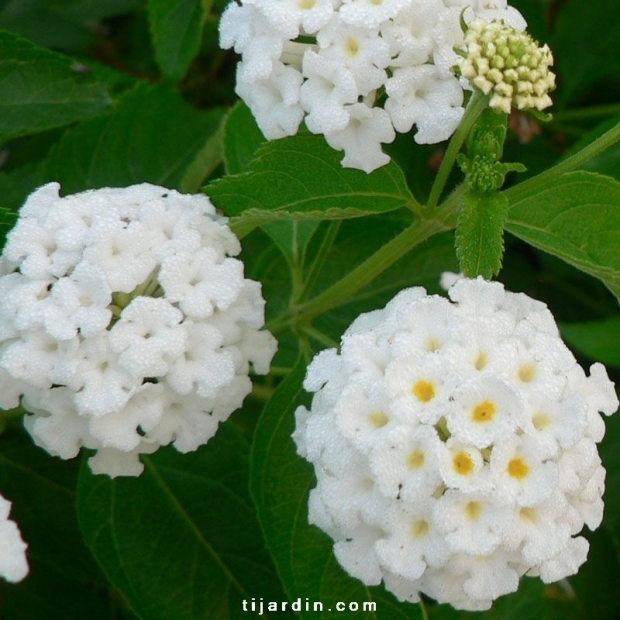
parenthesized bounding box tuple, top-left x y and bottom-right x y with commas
(148, 0, 208, 80)
(551, 0, 620, 107)
(77, 422, 291, 620)
(208, 134, 418, 233)
(44, 82, 225, 193)
(560, 317, 620, 367)
(224, 102, 267, 176)
(0, 429, 128, 619)
(0, 31, 112, 141)
(506, 171, 620, 298)
(250, 358, 424, 620)
(456, 191, 509, 279)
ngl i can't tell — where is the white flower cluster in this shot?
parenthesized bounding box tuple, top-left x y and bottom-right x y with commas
(457, 19, 555, 114)
(0, 493, 28, 583)
(219, 0, 526, 173)
(293, 278, 618, 610)
(0, 183, 277, 477)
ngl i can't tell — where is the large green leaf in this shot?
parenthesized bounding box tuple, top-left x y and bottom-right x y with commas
(208, 134, 418, 234)
(505, 171, 620, 298)
(148, 0, 208, 80)
(0, 429, 130, 619)
(77, 422, 292, 620)
(0, 30, 112, 140)
(44, 82, 226, 194)
(250, 359, 424, 620)
(560, 317, 620, 367)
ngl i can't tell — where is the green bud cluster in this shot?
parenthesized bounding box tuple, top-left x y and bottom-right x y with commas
(458, 20, 555, 114)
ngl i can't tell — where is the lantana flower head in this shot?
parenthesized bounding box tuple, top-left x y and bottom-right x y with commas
(293, 277, 618, 610)
(219, 0, 526, 173)
(0, 183, 277, 477)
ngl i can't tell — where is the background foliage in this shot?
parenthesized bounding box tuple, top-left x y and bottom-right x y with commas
(1, 0, 620, 619)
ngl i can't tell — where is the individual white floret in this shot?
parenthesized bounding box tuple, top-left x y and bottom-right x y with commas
(323, 103, 395, 173)
(0, 494, 28, 583)
(339, 0, 411, 29)
(300, 50, 359, 134)
(236, 61, 305, 139)
(252, 0, 335, 37)
(385, 65, 464, 143)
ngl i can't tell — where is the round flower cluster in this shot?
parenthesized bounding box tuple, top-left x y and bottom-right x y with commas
(219, 0, 526, 173)
(0, 183, 277, 477)
(0, 493, 28, 583)
(293, 278, 618, 610)
(457, 19, 555, 114)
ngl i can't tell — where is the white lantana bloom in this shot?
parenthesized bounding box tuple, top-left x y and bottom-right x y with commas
(0, 183, 277, 477)
(293, 277, 618, 610)
(0, 493, 28, 583)
(220, 0, 527, 172)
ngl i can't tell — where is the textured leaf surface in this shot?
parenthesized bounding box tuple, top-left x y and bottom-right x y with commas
(250, 359, 423, 620)
(44, 83, 224, 194)
(0, 430, 124, 619)
(77, 423, 290, 620)
(208, 134, 418, 228)
(506, 172, 620, 298)
(0, 31, 111, 140)
(148, 0, 207, 79)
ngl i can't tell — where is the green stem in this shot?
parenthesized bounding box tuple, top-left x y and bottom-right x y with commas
(300, 220, 341, 302)
(427, 91, 489, 210)
(266, 212, 455, 334)
(504, 115, 620, 204)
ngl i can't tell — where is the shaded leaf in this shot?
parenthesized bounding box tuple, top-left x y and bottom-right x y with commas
(0, 31, 112, 140)
(44, 83, 225, 193)
(223, 102, 266, 176)
(560, 317, 620, 367)
(77, 422, 291, 620)
(148, 0, 208, 80)
(250, 358, 423, 620)
(506, 171, 620, 298)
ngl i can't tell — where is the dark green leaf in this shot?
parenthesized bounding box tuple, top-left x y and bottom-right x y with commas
(148, 0, 207, 80)
(77, 422, 291, 620)
(44, 83, 225, 193)
(560, 317, 620, 367)
(224, 102, 267, 176)
(0, 429, 127, 620)
(208, 134, 418, 233)
(456, 191, 509, 279)
(506, 171, 620, 298)
(250, 358, 423, 619)
(0, 31, 112, 140)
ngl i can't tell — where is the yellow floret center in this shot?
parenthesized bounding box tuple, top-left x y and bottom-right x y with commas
(453, 451, 475, 476)
(368, 411, 389, 428)
(475, 351, 488, 370)
(412, 380, 436, 403)
(411, 519, 430, 539)
(518, 363, 537, 382)
(465, 501, 482, 520)
(345, 37, 360, 58)
(472, 400, 497, 423)
(407, 449, 426, 470)
(507, 457, 530, 480)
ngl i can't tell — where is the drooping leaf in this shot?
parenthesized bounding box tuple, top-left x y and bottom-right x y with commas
(250, 358, 424, 620)
(148, 0, 209, 80)
(208, 134, 418, 235)
(77, 422, 292, 620)
(506, 171, 620, 299)
(44, 82, 225, 194)
(0, 31, 112, 141)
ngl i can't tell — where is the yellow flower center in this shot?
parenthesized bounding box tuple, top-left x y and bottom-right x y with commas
(532, 412, 551, 431)
(472, 400, 497, 423)
(407, 449, 425, 470)
(475, 351, 488, 370)
(412, 380, 436, 403)
(345, 37, 360, 58)
(518, 363, 537, 382)
(368, 411, 389, 428)
(507, 457, 529, 480)
(453, 451, 475, 476)
(411, 519, 430, 539)
(465, 501, 482, 520)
